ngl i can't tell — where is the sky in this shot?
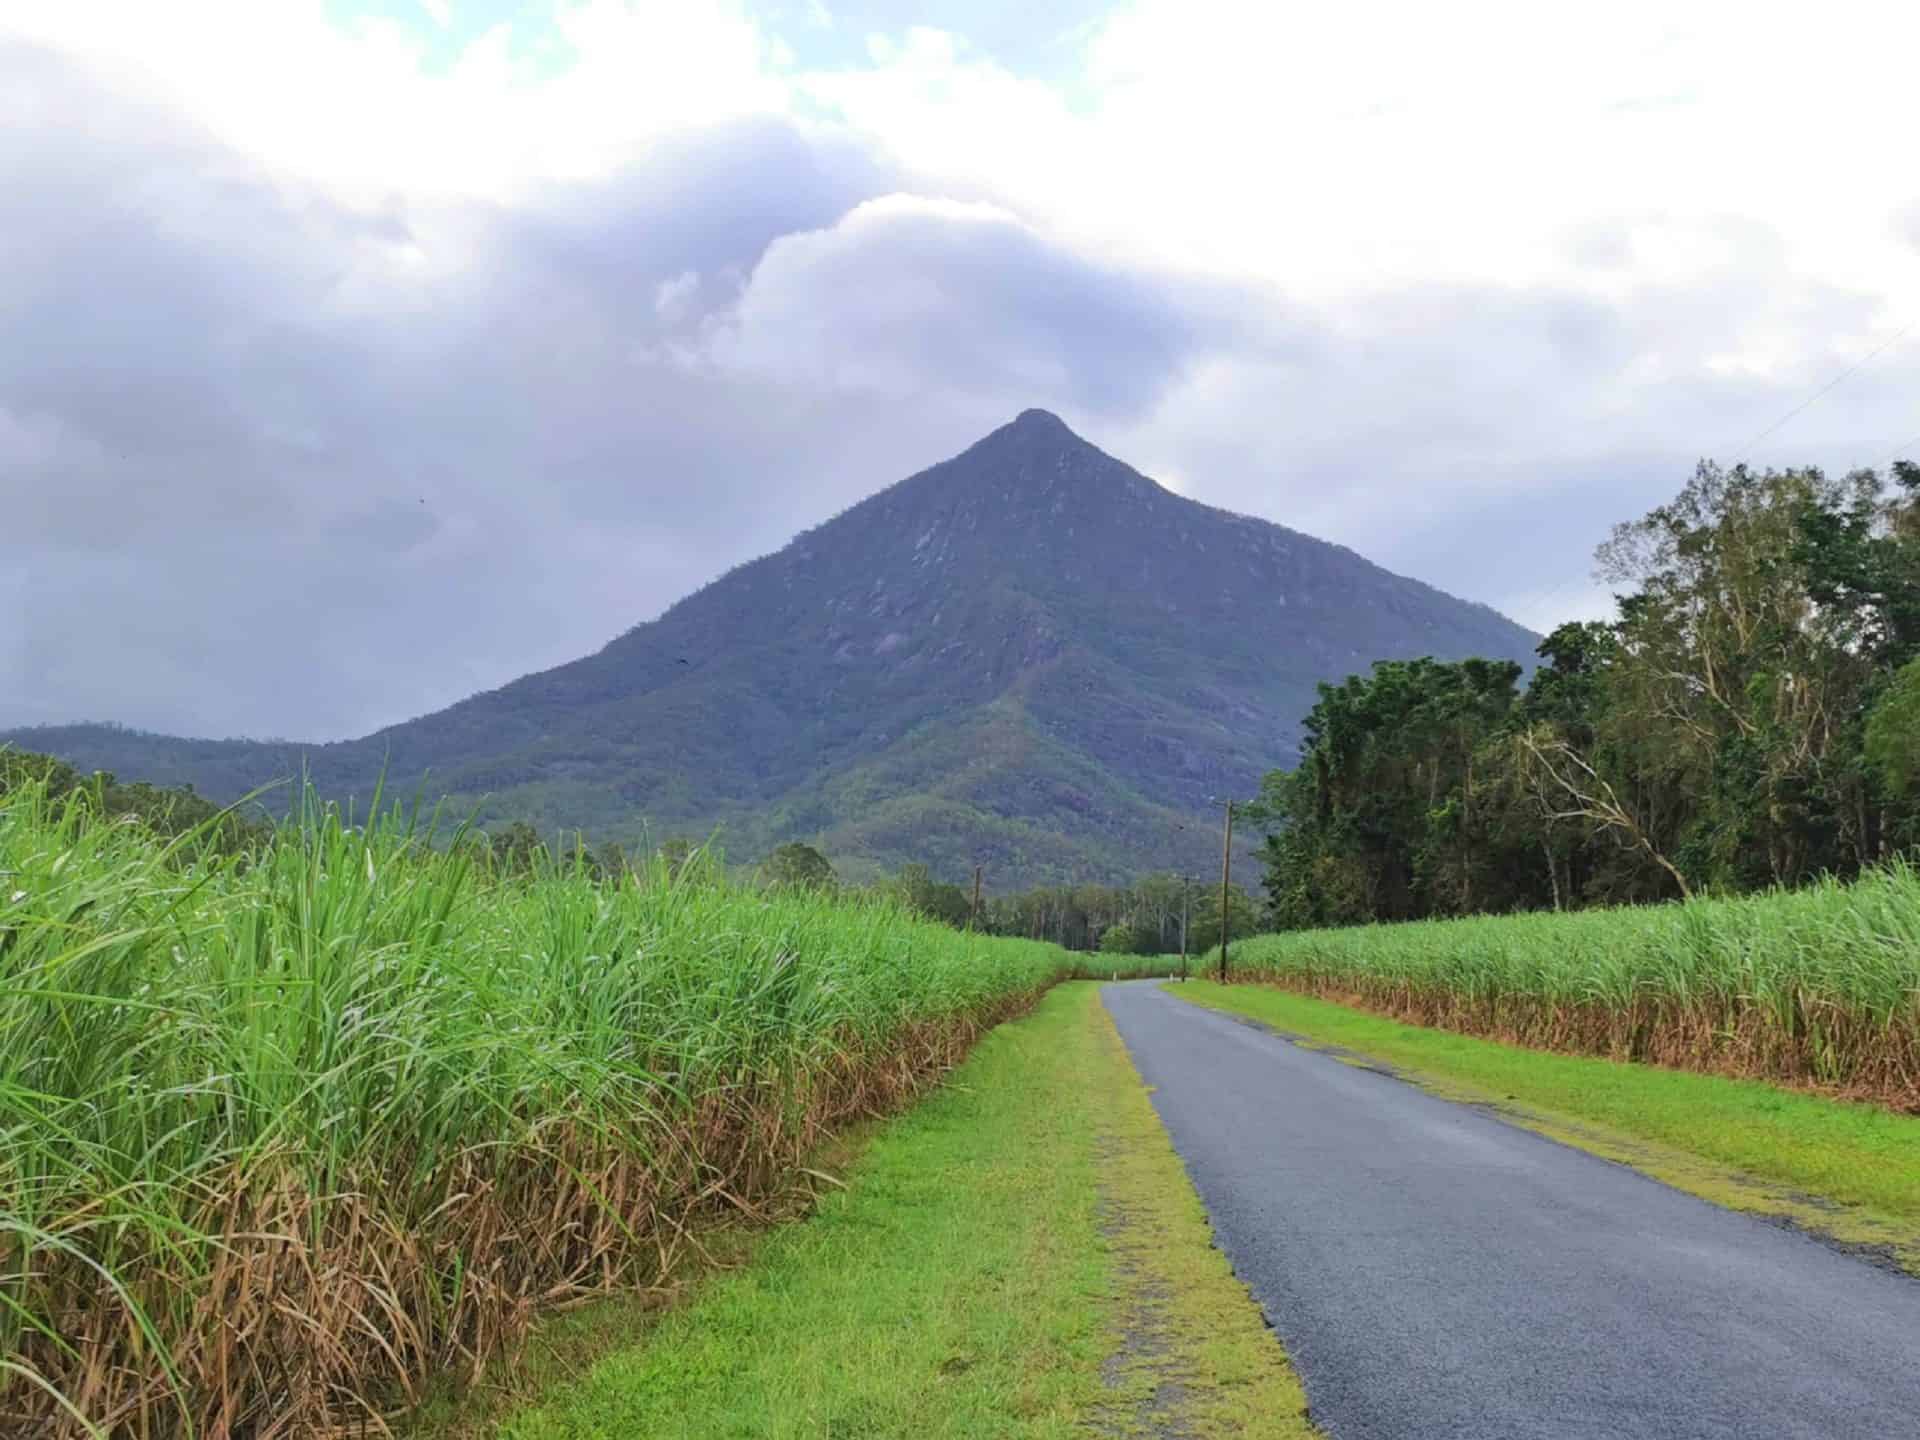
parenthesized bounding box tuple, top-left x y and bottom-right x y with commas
(3, 0, 1917, 740)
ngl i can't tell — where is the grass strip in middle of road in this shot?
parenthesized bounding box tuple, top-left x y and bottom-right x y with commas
(1174, 979, 1920, 1271)
(488, 981, 1312, 1438)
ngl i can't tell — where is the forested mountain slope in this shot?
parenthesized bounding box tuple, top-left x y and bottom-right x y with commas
(9, 411, 1538, 884)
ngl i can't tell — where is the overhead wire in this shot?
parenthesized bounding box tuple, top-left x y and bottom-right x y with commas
(1864, 430, 1920, 473)
(1725, 319, 1913, 467)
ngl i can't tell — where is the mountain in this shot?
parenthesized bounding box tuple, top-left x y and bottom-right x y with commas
(6, 411, 1539, 887)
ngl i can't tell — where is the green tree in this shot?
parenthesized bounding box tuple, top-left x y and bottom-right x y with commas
(887, 863, 972, 926)
(1253, 457, 1920, 925)
(1866, 658, 1920, 796)
(592, 840, 630, 884)
(1188, 887, 1259, 955)
(656, 836, 699, 880)
(760, 842, 836, 892)
(487, 820, 544, 875)
(1247, 656, 1529, 928)
(1592, 462, 1880, 888)
(1129, 872, 1188, 953)
(0, 748, 270, 856)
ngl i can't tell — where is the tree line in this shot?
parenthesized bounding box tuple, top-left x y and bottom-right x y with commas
(882, 862, 1257, 956)
(1249, 460, 1920, 928)
(463, 823, 1260, 956)
(0, 749, 271, 855)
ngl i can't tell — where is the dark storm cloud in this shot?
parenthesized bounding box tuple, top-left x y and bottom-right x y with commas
(0, 39, 1219, 742)
(0, 41, 917, 739)
(495, 117, 893, 333)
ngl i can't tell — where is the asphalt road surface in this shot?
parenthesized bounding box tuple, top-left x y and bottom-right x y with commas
(1102, 981, 1920, 1440)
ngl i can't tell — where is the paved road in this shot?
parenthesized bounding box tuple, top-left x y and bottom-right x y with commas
(1102, 981, 1920, 1440)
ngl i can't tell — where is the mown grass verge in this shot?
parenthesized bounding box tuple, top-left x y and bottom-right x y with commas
(1174, 980, 1920, 1270)
(1087, 993, 1315, 1439)
(0, 774, 1077, 1436)
(478, 984, 1313, 1439)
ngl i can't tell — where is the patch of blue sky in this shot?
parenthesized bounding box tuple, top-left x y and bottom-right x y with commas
(323, 1, 1114, 94)
(318, 0, 1116, 130)
(757, 0, 1111, 89)
(323, 0, 576, 77)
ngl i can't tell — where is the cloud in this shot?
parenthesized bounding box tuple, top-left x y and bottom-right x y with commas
(1899, 205, 1920, 254)
(801, 3, 1920, 315)
(693, 194, 1209, 417)
(1114, 263, 1919, 615)
(5, 0, 784, 202)
(3, 4, 1919, 746)
(0, 37, 905, 738)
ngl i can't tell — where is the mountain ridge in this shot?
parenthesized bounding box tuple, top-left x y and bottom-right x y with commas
(5, 411, 1540, 886)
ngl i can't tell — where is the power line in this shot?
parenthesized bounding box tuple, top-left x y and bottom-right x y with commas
(1728, 320, 1914, 464)
(1869, 431, 1920, 471)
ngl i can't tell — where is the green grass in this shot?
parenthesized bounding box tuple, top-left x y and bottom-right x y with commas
(1085, 993, 1315, 1438)
(0, 773, 1075, 1434)
(483, 983, 1312, 1439)
(1175, 981, 1920, 1264)
(1222, 865, 1920, 1100)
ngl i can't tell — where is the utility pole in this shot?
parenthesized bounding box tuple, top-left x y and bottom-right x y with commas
(969, 865, 983, 932)
(1179, 874, 1190, 982)
(1218, 799, 1234, 983)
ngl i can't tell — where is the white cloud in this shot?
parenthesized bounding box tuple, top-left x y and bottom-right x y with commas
(654, 268, 702, 321)
(14, 2, 1917, 323)
(6, 1, 783, 202)
(802, 1, 1920, 324)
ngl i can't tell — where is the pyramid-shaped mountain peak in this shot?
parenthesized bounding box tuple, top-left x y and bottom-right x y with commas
(909, 407, 1147, 516)
(961, 407, 1108, 467)
(1010, 406, 1073, 435)
(7, 415, 1542, 889)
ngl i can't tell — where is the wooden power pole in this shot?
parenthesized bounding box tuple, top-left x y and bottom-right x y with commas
(969, 865, 983, 932)
(1179, 874, 1190, 981)
(1218, 800, 1234, 983)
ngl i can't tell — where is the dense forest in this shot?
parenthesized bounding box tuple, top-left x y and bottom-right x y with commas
(1248, 460, 1920, 928)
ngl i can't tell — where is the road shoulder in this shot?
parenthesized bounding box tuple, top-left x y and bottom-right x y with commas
(436, 982, 1309, 1438)
(1091, 989, 1315, 1438)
